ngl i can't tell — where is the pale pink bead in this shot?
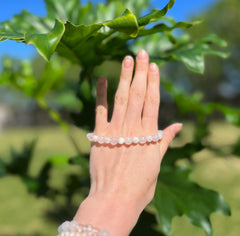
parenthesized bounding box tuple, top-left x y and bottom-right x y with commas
(152, 133, 159, 142)
(133, 137, 139, 144)
(110, 137, 118, 145)
(158, 130, 164, 140)
(97, 136, 105, 144)
(104, 137, 110, 144)
(99, 230, 110, 236)
(61, 221, 71, 231)
(86, 133, 94, 141)
(125, 137, 132, 145)
(93, 135, 98, 142)
(146, 135, 153, 142)
(139, 136, 146, 144)
(86, 224, 92, 231)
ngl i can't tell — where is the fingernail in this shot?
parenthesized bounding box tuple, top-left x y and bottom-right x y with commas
(137, 49, 147, 60)
(150, 63, 158, 72)
(124, 56, 133, 68)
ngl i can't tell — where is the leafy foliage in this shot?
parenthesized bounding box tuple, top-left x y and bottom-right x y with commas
(0, 0, 237, 235)
(153, 166, 231, 236)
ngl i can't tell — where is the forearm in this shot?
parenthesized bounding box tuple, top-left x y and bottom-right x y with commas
(73, 193, 142, 236)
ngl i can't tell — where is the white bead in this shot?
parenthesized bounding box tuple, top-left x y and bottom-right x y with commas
(118, 137, 125, 144)
(152, 133, 159, 142)
(133, 137, 139, 144)
(139, 136, 146, 144)
(93, 135, 98, 142)
(104, 137, 110, 144)
(99, 230, 109, 236)
(61, 221, 71, 232)
(124, 137, 132, 145)
(146, 135, 153, 142)
(110, 137, 118, 145)
(97, 136, 105, 144)
(157, 130, 164, 140)
(87, 133, 94, 141)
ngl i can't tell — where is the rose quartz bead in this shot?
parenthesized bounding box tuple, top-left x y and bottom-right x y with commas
(97, 136, 105, 144)
(104, 137, 110, 144)
(125, 137, 132, 145)
(133, 137, 139, 144)
(152, 133, 159, 142)
(139, 136, 146, 144)
(87, 133, 94, 141)
(158, 130, 164, 140)
(146, 135, 153, 142)
(99, 230, 110, 236)
(93, 135, 98, 142)
(110, 137, 118, 145)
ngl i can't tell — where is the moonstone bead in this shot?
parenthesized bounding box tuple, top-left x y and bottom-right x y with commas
(146, 135, 153, 142)
(93, 135, 98, 142)
(152, 134, 159, 142)
(124, 137, 132, 145)
(99, 230, 110, 236)
(118, 137, 125, 144)
(110, 137, 118, 145)
(157, 130, 164, 140)
(133, 137, 139, 144)
(61, 221, 71, 231)
(104, 137, 110, 144)
(97, 136, 105, 144)
(87, 133, 94, 141)
(139, 136, 146, 144)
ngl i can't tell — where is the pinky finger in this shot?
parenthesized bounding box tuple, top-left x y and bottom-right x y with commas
(95, 77, 108, 133)
(159, 123, 183, 159)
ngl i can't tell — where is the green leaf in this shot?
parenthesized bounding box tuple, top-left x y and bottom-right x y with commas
(69, 155, 89, 170)
(168, 39, 229, 73)
(25, 18, 65, 61)
(6, 140, 37, 176)
(103, 9, 139, 37)
(152, 166, 231, 236)
(138, 19, 201, 37)
(137, 0, 175, 26)
(56, 21, 102, 65)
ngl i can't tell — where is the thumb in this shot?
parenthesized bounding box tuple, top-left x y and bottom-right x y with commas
(160, 123, 183, 158)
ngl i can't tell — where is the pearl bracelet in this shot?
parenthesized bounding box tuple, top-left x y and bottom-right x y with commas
(58, 221, 116, 236)
(86, 130, 164, 145)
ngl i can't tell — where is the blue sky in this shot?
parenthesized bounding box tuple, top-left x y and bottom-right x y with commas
(0, 0, 220, 61)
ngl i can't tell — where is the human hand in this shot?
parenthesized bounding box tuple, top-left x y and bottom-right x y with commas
(74, 50, 182, 236)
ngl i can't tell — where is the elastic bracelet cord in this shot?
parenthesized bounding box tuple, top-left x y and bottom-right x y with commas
(58, 221, 116, 236)
(87, 130, 164, 146)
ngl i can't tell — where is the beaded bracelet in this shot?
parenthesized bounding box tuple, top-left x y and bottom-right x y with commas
(87, 130, 164, 146)
(58, 221, 116, 236)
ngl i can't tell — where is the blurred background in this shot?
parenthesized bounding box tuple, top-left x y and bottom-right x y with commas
(0, 0, 240, 235)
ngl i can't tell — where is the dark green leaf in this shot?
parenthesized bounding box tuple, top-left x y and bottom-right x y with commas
(6, 140, 37, 176)
(152, 166, 231, 236)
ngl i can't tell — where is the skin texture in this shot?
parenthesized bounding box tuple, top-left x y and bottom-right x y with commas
(74, 50, 182, 236)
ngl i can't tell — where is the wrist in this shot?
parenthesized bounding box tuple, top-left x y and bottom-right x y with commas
(73, 193, 142, 236)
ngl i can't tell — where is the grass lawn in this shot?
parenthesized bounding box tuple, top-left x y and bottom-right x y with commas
(0, 123, 240, 236)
